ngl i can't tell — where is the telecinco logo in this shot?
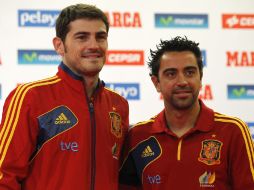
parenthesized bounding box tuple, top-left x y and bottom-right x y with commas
(222, 14, 254, 29)
(226, 51, 254, 67)
(105, 83, 140, 100)
(106, 50, 144, 65)
(18, 50, 61, 64)
(246, 122, 254, 140)
(155, 14, 208, 28)
(18, 10, 60, 27)
(228, 85, 254, 99)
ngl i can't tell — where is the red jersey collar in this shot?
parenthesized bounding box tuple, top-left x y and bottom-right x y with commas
(149, 100, 214, 134)
(57, 62, 105, 93)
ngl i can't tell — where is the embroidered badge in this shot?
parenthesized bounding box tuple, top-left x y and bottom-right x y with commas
(198, 139, 222, 165)
(109, 112, 122, 138)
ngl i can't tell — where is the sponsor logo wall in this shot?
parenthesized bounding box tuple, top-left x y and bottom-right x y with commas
(0, 1, 253, 140)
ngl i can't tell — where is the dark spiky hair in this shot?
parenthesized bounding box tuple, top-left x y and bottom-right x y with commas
(147, 36, 203, 78)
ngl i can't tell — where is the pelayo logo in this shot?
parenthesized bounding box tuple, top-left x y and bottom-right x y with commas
(105, 83, 140, 100)
(18, 10, 60, 27)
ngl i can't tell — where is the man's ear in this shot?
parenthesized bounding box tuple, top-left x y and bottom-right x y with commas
(151, 75, 161, 93)
(53, 37, 64, 56)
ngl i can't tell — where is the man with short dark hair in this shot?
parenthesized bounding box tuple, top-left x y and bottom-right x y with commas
(119, 36, 254, 190)
(0, 4, 129, 190)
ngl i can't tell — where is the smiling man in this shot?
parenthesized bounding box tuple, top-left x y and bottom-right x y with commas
(0, 4, 129, 190)
(119, 36, 254, 190)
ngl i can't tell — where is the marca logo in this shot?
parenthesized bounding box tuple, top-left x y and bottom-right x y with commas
(18, 50, 61, 64)
(222, 14, 254, 29)
(105, 12, 142, 27)
(201, 50, 207, 67)
(226, 51, 254, 67)
(106, 50, 144, 65)
(18, 10, 60, 27)
(228, 85, 254, 99)
(106, 83, 140, 100)
(199, 84, 213, 100)
(155, 13, 208, 28)
(160, 84, 213, 100)
(246, 122, 254, 140)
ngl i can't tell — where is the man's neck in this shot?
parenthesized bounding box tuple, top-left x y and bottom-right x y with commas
(82, 75, 99, 99)
(165, 102, 200, 138)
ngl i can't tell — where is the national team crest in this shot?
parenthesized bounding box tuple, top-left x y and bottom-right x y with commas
(198, 139, 222, 165)
(109, 112, 122, 138)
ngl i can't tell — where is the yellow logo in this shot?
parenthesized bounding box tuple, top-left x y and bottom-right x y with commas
(55, 113, 71, 124)
(199, 171, 215, 187)
(0, 171, 3, 180)
(198, 139, 222, 165)
(142, 146, 154, 158)
(109, 112, 122, 138)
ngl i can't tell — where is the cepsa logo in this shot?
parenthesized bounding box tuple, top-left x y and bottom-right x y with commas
(105, 83, 140, 100)
(18, 10, 60, 27)
(228, 85, 254, 99)
(226, 51, 254, 67)
(105, 12, 142, 27)
(18, 50, 61, 65)
(246, 122, 254, 140)
(222, 14, 254, 29)
(155, 13, 208, 28)
(106, 50, 144, 66)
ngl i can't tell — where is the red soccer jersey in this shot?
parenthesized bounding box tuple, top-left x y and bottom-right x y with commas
(0, 63, 129, 190)
(119, 100, 254, 190)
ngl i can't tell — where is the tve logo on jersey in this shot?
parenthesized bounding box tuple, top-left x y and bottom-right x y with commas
(18, 10, 60, 27)
(226, 51, 254, 67)
(18, 50, 61, 65)
(155, 14, 208, 28)
(106, 50, 144, 65)
(201, 50, 207, 67)
(106, 83, 140, 100)
(228, 85, 254, 99)
(246, 122, 254, 140)
(222, 14, 254, 29)
(105, 12, 142, 27)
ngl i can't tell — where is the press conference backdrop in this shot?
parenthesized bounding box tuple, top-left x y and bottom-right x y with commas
(0, 0, 253, 139)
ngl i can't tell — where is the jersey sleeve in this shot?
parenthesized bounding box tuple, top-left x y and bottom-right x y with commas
(119, 129, 142, 189)
(229, 118, 254, 189)
(0, 86, 38, 189)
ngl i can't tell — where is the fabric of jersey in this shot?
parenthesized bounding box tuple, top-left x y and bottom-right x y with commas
(0, 62, 129, 190)
(119, 100, 254, 190)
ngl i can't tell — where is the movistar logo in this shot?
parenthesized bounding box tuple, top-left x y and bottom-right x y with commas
(160, 16, 174, 25)
(23, 52, 38, 62)
(228, 85, 254, 99)
(18, 49, 61, 65)
(155, 13, 208, 28)
(232, 87, 246, 97)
